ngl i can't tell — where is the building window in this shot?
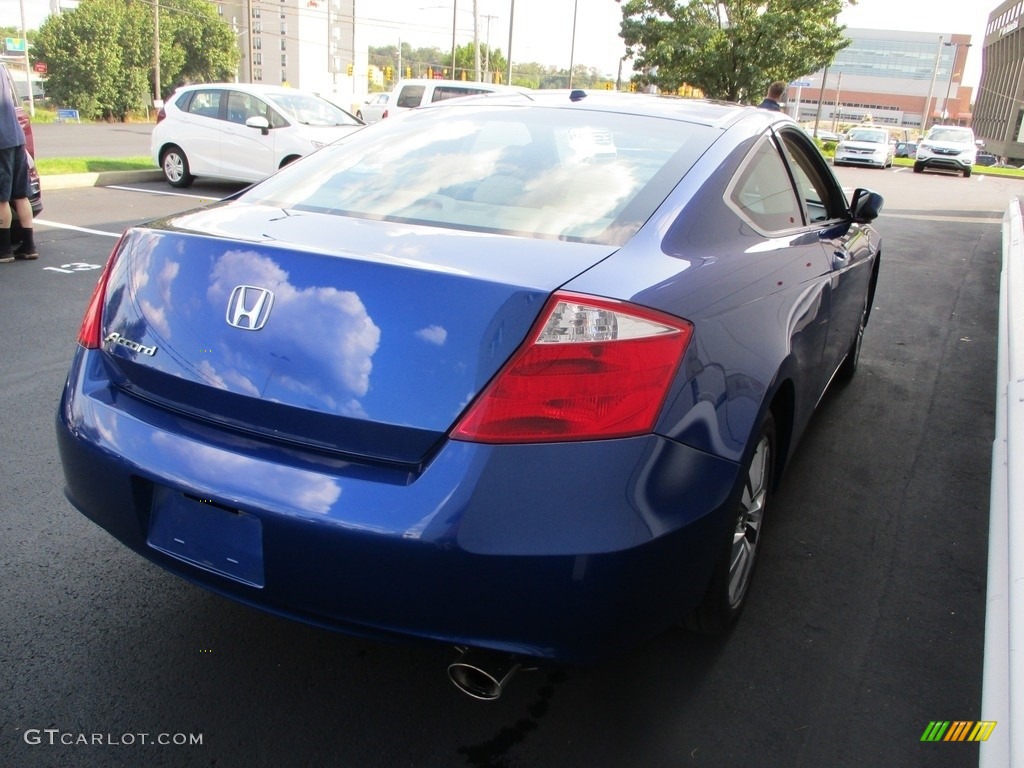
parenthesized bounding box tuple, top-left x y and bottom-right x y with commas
(280, 38, 286, 51)
(252, 6, 260, 18)
(254, 68, 263, 81)
(254, 36, 261, 49)
(255, 52, 262, 65)
(281, 70, 288, 83)
(281, 54, 287, 67)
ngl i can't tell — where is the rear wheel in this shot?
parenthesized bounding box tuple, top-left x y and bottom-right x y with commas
(686, 413, 775, 634)
(963, 167, 973, 178)
(161, 146, 194, 188)
(913, 162, 924, 173)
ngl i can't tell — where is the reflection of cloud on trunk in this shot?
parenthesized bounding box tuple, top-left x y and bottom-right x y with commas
(207, 249, 381, 408)
(152, 434, 342, 515)
(415, 325, 447, 346)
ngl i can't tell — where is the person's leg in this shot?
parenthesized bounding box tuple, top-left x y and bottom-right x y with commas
(0, 147, 14, 263)
(0, 201, 11, 264)
(12, 197, 35, 258)
(9, 148, 35, 259)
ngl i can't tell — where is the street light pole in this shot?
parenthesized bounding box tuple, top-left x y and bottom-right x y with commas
(941, 41, 972, 125)
(506, 0, 515, 84)
(567, 0, 578, 88)
(924, 35, 943, 131)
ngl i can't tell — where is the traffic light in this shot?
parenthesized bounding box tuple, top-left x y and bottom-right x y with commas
(385, 65, 393, 81)
(346, 63, 353, 76)
(604, 81, 612, 90)
(406, 66, 412, 78)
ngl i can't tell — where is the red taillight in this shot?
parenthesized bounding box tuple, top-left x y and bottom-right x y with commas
(451, 292, 693, 443)
(381, 109, 388, 119)
(156, 107, 167, 124)
(77, 235, 125, 348)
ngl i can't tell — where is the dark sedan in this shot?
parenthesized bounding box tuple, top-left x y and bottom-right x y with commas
(57, 93, 882, 699)
(895, 141, 918, 158)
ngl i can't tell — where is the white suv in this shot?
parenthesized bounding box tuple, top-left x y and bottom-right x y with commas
(151, 83, 364, 187)
(914, 126, 978, 178)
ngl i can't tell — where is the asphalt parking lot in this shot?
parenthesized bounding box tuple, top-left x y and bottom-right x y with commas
(0, 161, 1007, 767)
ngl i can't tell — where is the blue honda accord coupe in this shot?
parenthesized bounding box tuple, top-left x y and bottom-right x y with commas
(57, 91, 882, 699)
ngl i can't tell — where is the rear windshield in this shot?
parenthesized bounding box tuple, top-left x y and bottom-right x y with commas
(240, 103, 718, 245)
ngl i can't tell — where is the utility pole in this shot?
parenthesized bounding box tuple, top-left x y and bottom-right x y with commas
(153, 0, 162, 106)
(567, 0, 578, 88)
(505, 0, 514, 85)
(450, 0, 457, 79)
(473, 0, 480, 82)
(813, 65, 828, 138)
(924, 35, 943, 131)
(831, 72, 842, 132)
(18, 0, 33, 116)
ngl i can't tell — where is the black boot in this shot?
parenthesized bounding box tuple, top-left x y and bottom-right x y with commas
(0, 227, 12, 263)
(13, 227, 37, 259)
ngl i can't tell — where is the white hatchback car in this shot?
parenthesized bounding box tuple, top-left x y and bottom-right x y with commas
(152, 83, 364, 187)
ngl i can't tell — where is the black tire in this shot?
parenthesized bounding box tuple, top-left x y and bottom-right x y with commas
(963, 167, 972, 178)
(161, 146, 194, 188)
(913, 162, 924, 173)
(686, 413, 775, 634)
(837, 299, 868, 383)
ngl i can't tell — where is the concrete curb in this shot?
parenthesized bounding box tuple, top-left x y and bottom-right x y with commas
(40, 169, 164, 190)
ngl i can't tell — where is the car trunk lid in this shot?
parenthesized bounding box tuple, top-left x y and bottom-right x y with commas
(97, 203, 615, 465)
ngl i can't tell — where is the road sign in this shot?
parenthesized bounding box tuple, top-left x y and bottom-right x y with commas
(790, 80, 812, 87)
(5, 37, 26, 52)
(33, 62, 46, 74)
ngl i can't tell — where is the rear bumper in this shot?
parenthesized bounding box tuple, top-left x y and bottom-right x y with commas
(57, 348, 741, 662)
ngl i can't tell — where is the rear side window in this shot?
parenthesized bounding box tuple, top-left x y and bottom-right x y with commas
(396, 85, 425, 108)
(727, 138, 803, 232)
(432, 86, 490, 103)
(186, 90, 224, 120)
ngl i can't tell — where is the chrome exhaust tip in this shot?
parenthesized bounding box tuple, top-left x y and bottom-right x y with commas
(447, 647, 522, 701)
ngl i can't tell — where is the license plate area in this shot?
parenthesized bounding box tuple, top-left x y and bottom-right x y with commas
(148, 486, 265, 588)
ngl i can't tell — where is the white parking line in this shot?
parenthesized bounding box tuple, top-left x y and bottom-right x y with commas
(104, 185, 224, 201)
(34, 219, 121, 238)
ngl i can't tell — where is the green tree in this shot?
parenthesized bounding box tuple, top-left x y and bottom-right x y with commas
(32, 0, 239, 120)
(446, 42, 508, 84)
(157, 0, 239, 96)
(618, 0, 851, 103)
(33, 0, 150, 120)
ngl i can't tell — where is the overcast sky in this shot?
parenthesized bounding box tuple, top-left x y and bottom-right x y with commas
(1, 0, 993, 85)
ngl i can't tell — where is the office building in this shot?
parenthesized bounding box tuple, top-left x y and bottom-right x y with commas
(796, 28, 973, 132)
(972, 0, 1024, 161)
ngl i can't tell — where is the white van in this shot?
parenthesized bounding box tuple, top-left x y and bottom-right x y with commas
(381, 79, 525, 119)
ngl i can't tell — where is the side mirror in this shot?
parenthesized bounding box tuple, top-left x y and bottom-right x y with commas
(245, 115, 271, 136)
(850, 188, 883, 223)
